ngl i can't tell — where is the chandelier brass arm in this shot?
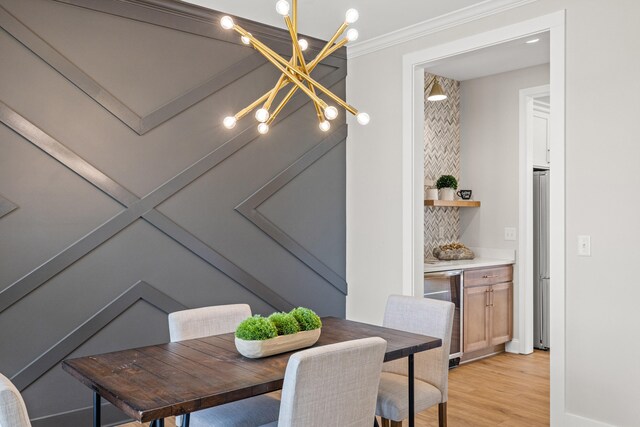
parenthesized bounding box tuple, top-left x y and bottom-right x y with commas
(220, 1, 370, 134)
(283, 16, 326, 126)
(229, 33, 348, 129)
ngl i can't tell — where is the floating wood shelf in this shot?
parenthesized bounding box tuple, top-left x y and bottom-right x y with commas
(424, 200, 481, 207)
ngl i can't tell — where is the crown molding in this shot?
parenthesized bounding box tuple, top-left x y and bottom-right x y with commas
(347, 0, 538, 59)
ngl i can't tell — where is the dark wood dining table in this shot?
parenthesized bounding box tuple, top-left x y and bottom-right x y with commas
(62, 317, 442, 427)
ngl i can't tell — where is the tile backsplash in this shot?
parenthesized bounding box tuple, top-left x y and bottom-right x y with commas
(424, 73, 461, 257)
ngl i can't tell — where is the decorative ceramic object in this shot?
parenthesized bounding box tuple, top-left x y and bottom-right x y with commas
(425, 188, 438, 200)
(433, 243, 475, 260)
(439, 188, 455, 201)
(235, 328, 321, 359)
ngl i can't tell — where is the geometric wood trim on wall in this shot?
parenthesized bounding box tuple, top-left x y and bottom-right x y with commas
(0, 99, 307, 314)
(0, 1, 345, 135)
(52, 0, 347, 61)
(0, 58, 345, 313)
(236, 126, 348, 294)
(0, 1, 348, 422)
(10, 280, 186, 391)
(0, 5, 268, 135)
(0, 193, 18, 219)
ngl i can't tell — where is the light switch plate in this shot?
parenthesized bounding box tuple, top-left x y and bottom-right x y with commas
(578, 235, 591, 256)
(504, 227, 517, 241)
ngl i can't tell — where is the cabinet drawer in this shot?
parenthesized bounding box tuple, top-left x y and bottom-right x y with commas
(464, 265, 513, 287)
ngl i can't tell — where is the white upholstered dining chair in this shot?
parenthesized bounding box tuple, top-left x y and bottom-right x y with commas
(183, 337, 387, 427)
(262, 337, 387, 427)
(168, 304, 252, 341)
(376, 295, 454, 427)
(0, 373, 32, 427)
(168, 304, 280, 427)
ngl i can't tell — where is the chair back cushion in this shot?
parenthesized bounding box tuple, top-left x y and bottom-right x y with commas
(0, 373, 31, 427)
(277, 337, 386, 427)
(168, 304, 251, 341)
(382, 295, 454, 402)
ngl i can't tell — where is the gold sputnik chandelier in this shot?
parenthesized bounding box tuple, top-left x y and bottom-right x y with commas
(220, 0, 369, 135)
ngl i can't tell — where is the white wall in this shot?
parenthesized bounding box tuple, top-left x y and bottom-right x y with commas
(459, 64, 550, 341)
(346, 1, 640, 425)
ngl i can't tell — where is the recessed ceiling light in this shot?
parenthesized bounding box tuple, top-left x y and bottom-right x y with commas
(526, 38, 540, 44)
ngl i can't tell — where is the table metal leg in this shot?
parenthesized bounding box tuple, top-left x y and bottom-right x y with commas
(183, 413, 191, 427)
(408, 354, 415, 427)
(93, 391, 101, 427)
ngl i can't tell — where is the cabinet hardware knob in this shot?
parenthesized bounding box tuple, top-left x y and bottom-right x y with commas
(482, 274, 499, 279)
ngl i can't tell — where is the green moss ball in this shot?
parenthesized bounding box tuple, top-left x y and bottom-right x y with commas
(289, 307, 322, 331)
(268, 312, 300, 336)
(235, 315, 278, 340)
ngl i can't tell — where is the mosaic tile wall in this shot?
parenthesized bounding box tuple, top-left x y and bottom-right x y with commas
(424, 73, 461, 258)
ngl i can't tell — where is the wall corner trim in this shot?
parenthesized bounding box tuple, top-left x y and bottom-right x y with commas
(347, 0, 538, 59)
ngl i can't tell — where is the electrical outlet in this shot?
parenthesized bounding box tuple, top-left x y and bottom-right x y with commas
(578, 235, 591, 256)
(504, 227, 517, 241)
(439, 226, 446, 239)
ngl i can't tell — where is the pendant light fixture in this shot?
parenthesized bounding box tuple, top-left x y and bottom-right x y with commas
(220, 0, 368, 135)
(426, 76, 448, 102)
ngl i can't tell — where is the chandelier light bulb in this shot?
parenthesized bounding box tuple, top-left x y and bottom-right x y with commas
(324, 106, 338, 120)
(319, 121, 331, 132)
(220, 16, 234, 30)
(275, 0, 290, 16)
(223, 116, 237, 129)
(257, 123, 270, 134)
(345, 8, 359, 24)
(346, 28, 359, 42)
(356, 112, 370, 125)
(255, 108, 270, 123)
(298, 38, 309, 51)
(241, 34, 251, 45)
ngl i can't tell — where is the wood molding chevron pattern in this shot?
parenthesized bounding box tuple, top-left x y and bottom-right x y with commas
(424, 74, 461, 255)
(236, 126, 348, 294)
(0, 194, 18, 218)
(0, 2, 347, 422)
(52, 0, 346, 61)
(0, 5, 270, 135)
(11, 280, 186, 391)
(0, 100, 299, 313)
(0, 61, 345, 314)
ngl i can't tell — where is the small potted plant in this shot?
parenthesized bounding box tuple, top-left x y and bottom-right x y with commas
(424, 179, 438, 201)
(436, 175, 458, 201)
(234, 308, 322, 358)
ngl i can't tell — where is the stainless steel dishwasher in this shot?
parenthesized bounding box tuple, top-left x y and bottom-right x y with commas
(424, 270, 463, 366)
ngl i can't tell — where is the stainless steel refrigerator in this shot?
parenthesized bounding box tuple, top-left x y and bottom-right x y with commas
(533, 170, 550, 350)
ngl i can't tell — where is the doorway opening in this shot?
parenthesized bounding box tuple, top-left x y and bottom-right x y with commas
(401, 11, 566, 424)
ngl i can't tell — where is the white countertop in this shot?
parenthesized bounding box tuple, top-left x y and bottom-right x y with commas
(424, 257, 514, 273)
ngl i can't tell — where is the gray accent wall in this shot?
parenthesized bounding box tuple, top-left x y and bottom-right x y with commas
(0, 0, 347, 424)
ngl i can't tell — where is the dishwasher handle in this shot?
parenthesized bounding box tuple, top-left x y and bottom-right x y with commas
(425, 270, 463, 278)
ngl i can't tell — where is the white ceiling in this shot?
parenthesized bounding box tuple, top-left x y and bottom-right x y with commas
(426, 31, 550, 81)
(182, 0, 484, 42)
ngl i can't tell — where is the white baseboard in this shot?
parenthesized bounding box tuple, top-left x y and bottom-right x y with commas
(505, 339, 520, 353)
(563, 413, 615, 427)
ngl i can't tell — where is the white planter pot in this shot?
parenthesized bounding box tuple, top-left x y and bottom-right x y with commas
(235, 328, 321, 359)
(425, 188, 438, 200)
(439, 188, 455, 201)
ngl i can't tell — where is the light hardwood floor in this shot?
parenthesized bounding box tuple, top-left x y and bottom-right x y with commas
(121, 351, 549, 427)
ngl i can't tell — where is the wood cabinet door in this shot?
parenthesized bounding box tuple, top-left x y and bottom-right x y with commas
(463, 285, 491, 352)
(490, 282, 513, 345)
